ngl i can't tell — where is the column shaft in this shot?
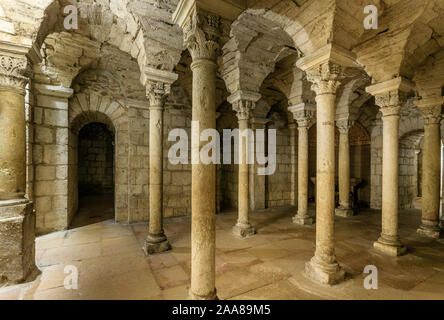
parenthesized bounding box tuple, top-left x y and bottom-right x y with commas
(373, 107, 406, 256)
(315, 93, 337, 260)
(418, 122, 442, 238)
(190, 59, 217, 300)
(335, 121, 353, 217)
(143, 101, 171, 254)
(0, 87, 26, 200)
(233, 114, 256, 238)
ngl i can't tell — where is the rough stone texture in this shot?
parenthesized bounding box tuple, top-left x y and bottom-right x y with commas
(0, 200, 38, 285)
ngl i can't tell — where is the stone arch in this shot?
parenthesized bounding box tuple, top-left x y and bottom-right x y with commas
(68, 91, 129, 224)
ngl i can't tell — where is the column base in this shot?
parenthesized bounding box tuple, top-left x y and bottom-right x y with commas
(189, 289, 218, 300)
(0, 199, 39, 286)
(373, 236, 407, 256)
(417, 224, 442, 239)
(143, 232, 171, 255)
(305, 256, 345, 285)
(232, 222, 256, 238)
(292, 214, 314, 225)
(335, 207, 354, 218)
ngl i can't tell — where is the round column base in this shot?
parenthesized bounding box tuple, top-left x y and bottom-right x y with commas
(143, 233, 171, 255)
(232, 222, 256, 238)
(417, 224, 442, 239)
(293, 214, 314, 225)
(189, 289, 218, 300)
(373, 235, 407, 256)
(305, 256, 345, 285)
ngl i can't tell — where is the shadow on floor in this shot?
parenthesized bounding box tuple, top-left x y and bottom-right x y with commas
(70, 194, 115, 229)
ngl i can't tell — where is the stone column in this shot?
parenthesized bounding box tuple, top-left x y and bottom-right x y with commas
(0, 48, 38, 285)
(180, 9, 220, 300)
(417, 101, 442, 239)
(367, 78, 413, 256)
(297, 44, 358, 284)
(229, 91, 260, 238)
(142, 69, 178, 255)
(249, 118, 268, 211)
(289, 104, 315, 225)
(289, 123, 297, 207)
(335, 119, 354, 217)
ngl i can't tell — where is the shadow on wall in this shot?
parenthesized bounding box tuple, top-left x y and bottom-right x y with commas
(78, 122, 115, 196)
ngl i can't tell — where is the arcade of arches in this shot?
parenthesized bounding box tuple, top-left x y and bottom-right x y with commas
(0, 0, 444, 300)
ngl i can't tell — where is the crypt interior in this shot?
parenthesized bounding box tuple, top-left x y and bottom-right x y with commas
(0, 0, 444, 300)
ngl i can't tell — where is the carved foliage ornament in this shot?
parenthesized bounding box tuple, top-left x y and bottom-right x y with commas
(183, 10, 220, 61)
(306, 62, 343, 95)
(294, 110, 315, 128)
(420, 105, 442, 125)
(375, 90, 408, 117)
(233, 99, 255, 121)
(146, 81, 171, 108)
(0, 54, 31, 89)
(336, 120, 353, 134)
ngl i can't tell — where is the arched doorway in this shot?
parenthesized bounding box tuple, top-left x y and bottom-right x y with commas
(70, 122, 115, 228)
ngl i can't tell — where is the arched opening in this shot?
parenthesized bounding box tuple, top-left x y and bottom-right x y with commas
(70, 122, 115, 228)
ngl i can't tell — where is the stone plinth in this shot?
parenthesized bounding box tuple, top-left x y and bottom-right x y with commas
(0, 199, 39, 285)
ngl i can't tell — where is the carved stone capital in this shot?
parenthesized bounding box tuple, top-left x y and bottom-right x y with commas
(415, 97, 443, 125)
(336, 120, 353, 134)
(142, 67, 178, 109)
(0, 53, 31, 91)
(305, 62, 343, 95)
(183, 9, 220, 62)
(146, 81, 171, 109)
(420, 105, 442, 125)
(228, 90, 261, 121)
(232, 100, 256, 121)
(374, 92, 407, 117)
(289, 103, 316, 128)
(366, 77, 414, 118)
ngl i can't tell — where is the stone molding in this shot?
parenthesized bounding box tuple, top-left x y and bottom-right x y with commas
(33, 84, 74, 99)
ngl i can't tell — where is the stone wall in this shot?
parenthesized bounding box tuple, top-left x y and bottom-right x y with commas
(265, 127, 292, 208)
(78, 123, 114, 195)
(33, 84, 72, 235)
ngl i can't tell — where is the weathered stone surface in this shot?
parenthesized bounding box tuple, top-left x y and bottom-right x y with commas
(0, 200, 38, 285)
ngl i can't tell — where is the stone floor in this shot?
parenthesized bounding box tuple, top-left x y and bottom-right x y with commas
(1, 205, 443, 300)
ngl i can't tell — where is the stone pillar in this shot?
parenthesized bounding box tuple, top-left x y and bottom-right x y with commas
(33, 84, 73, 233)
(335, 119, 353, 217)
(0, 48, 38, 285)
(229, 91, 261, 238)
(417, 101, 442, 239)
(141, 69, 178, 255)
(297, 45, 357, 285)
(289, 123, 297, 207)
(289, 104, 315, 225)
(249, 118, 268, 211)
(367, 78, 414, 256)
(179, 9, 221, 300)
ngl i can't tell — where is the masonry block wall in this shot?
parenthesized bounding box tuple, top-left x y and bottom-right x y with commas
(78, 123, 114, 195)
(33, 84, 73, 235)
(265, 127, 292, 208)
